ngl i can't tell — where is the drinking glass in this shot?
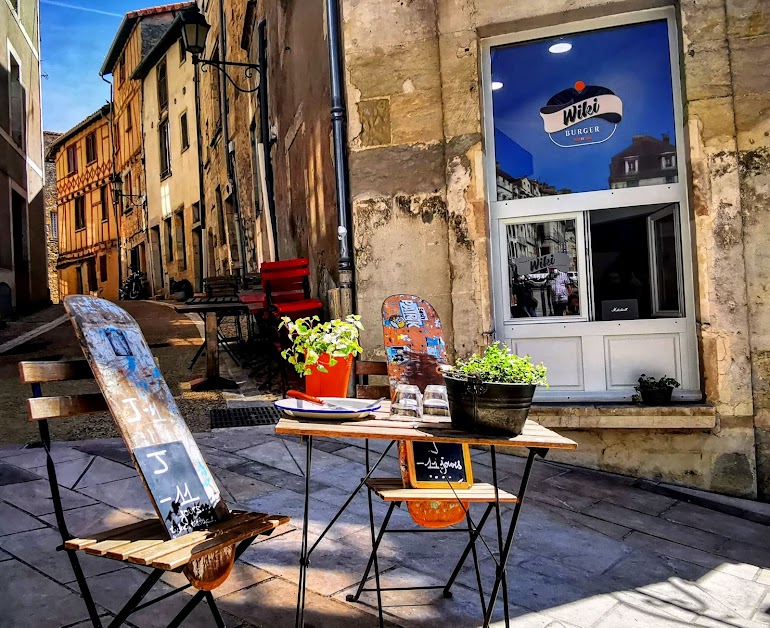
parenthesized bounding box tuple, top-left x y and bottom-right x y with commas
(423, 384, 450, 417)
(390, 384, 423, 418)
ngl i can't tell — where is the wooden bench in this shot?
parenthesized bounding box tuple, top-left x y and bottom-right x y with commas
(20, 358, 289, 628)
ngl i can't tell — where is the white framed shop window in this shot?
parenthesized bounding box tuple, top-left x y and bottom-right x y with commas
(481, 7, 700, 402)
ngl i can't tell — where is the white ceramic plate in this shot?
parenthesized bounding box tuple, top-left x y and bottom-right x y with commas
(274, 397, 381, 420)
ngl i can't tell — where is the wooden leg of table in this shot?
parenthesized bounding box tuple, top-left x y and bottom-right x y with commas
(205, 311, 218, 378)
(190, 311, 238, 391)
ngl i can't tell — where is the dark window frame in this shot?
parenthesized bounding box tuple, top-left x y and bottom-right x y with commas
(180, 111, 190, 152)
(157, 57, 169, 112)
(66, 145, 78, 174)
(85, 132, 97, 164)
(159, 118, 172, 179)
(164, 217, 174, 262)
(99, 255, 108, 282)
(100, 185, 109, 222)
(74, 196, 86, 231)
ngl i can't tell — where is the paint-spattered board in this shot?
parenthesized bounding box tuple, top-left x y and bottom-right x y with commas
(64, 296, 227, 538)
(382, 295, 470, 527)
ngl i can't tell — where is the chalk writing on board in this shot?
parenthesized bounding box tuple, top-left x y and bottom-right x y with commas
(134, 441, 219, 538)
(406, 441, 473, 488)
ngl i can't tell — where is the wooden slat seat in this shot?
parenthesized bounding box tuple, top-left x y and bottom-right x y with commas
(67, 511, 289, 571)
(366, 478, 518, 503)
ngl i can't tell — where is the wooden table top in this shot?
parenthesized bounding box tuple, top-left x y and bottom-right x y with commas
(275, 404, 577, 450)
(174, 301, 248, 314)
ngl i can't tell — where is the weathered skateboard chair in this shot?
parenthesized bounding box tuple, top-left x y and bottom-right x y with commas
(19, 295, 289, 628)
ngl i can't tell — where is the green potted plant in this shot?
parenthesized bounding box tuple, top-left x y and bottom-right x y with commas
(280, 315, 364, 398)
(441, 342, 548, 436)
(633, 374, 680, 406)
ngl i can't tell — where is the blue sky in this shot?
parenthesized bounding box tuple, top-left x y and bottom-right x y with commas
(41, 1, 149, 132)
(491, 19, 676, 194)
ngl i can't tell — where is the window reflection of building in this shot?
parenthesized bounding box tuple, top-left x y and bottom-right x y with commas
(507, 219, 579, 318)
(609, 134, 678, 188)
(496, 167, 571, 201)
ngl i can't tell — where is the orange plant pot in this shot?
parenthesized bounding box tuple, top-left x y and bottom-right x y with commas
(304, 353, 353, 398)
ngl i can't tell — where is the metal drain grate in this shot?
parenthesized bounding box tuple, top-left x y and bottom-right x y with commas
(210, 403, 281, 429)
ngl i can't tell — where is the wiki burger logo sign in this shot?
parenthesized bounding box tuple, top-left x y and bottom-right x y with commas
(540, 80, 623, 148)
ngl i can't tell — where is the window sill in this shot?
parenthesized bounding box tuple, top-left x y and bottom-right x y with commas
(529, 403, 715, 430)
(160, 171, 172, 181)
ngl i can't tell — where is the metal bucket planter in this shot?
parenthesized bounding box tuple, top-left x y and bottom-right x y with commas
(640, 387, 674, 406)
(443, 374, 536, 436)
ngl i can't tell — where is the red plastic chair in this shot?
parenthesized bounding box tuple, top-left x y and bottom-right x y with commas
(261, 259, 323, 320)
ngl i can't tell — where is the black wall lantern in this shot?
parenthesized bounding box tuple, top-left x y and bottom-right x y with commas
(181, 10, 260, 94)
(110, 174, 145, 208)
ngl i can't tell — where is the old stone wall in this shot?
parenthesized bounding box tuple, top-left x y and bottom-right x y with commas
(721, 0, 770, 500)
(44, 132, 60, 303)
(339, 0, 770, 498)
(254, 0, 340, 303)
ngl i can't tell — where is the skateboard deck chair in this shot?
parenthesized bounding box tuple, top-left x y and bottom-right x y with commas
(18, 296, 289, 628)
(347, 295, 517, 624)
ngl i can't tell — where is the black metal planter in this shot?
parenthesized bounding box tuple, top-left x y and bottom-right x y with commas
(640, 386, 674, 406)
(443, 374, 536, 436)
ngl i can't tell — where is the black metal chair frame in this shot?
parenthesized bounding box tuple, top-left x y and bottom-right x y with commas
(29, 380, 258, 628)
(293, 435, 548, 628)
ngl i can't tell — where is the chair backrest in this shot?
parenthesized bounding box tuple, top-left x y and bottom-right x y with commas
(261, 259, 312, 305)
(205, 275, 240, 298)
(20, 359, 112, 541)
(355, 360, 389, 400)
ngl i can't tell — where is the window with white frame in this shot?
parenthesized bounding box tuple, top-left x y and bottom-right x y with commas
(8, 52, 24, 148)
(483, 10, 698, 401)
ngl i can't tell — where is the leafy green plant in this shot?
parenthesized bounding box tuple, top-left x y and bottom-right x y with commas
(280, 315, 363, 376)
(632, 374, 680, 403)
(449, 342, 548, 386)
(635, 374, 680, 391)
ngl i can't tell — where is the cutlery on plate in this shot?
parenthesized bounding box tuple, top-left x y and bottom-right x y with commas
(286, 390, 384, 412)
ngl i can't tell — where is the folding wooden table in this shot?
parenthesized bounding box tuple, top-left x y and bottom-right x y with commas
(275, 409, 577, 627)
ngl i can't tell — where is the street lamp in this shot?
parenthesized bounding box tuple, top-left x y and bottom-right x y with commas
(110, 174, 145, 208)
(181, 10, 259, 94)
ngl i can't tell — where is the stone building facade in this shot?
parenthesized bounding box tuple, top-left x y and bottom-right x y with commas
(100, 4, 192, 289)
(0, 0, 47, 315)
(47, 106, 119, 301)
(331, 0, 770, 500)
(197, 0, 268, 278)
(43, 131, 60, 303)
(133, 17, 204, 297)
(226, 0, 770, 500)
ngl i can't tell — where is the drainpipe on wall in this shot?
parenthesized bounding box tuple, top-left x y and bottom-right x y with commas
(325, 0, 356, 315)
(193, 60, 208, 283)
(257, 19, 279, 261)
(101, 73, 122, 289)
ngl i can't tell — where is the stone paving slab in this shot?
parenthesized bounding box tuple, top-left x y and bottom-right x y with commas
(1, 427, 770, 627)
(1, 559, 90, 627)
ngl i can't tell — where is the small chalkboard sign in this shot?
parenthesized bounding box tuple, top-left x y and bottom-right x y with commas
(406, 441, 473, 489)
(134, 441, 219, 538)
